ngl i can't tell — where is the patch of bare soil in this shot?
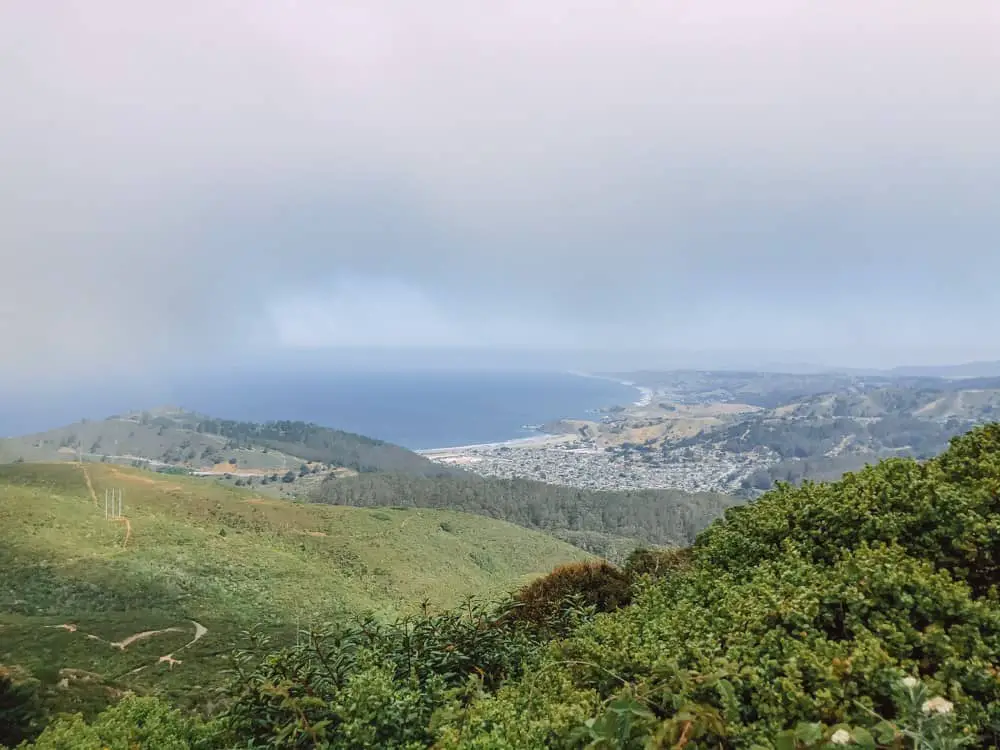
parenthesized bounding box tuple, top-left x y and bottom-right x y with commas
(52, 620, 209, 679)
(112, 627, 184, 650)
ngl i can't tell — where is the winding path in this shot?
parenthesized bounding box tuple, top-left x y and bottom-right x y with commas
(114, 517, 132, 549)
(111, 627, 184, 650)
(50, 619, 209, 676)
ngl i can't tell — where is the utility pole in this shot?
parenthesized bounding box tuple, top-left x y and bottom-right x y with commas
(104, 488, 123, 520)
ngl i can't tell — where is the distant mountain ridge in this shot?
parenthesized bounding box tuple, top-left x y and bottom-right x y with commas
(887, 360, 1000, 378)
(0, 407, 461, 478)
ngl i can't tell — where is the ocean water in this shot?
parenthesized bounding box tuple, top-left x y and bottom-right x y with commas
(1, 371, 639, 449)
(172, 371, 639, 450)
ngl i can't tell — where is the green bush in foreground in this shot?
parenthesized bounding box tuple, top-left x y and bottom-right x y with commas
(217, 599, 546, 748)
(14, 694, 215, 750)
(0, 667, 44, 747)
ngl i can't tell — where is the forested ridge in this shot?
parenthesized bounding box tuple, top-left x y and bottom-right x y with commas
(0, 411, 461, 478)
(308, 472, 740, 556)
(191, 417, 462, 476)
(10, 424, 1000, 748)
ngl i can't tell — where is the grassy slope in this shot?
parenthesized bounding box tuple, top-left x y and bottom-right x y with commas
(0, 463, 587, 714)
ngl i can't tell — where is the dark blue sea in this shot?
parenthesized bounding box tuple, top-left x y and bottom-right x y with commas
(174, 371, 638, 449)
(2, 371, 638, 450)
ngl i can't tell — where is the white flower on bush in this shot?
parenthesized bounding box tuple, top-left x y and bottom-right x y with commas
(901, 676, 919, 689)
(830, 728, 852, 745)
(922, 696, 954, 715)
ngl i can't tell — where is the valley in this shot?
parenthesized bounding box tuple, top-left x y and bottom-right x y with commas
(0, 462, 587, 719)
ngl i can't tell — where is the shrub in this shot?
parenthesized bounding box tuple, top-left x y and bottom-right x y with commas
(695, 424, 1000, 595)
(0, 666, 43, 746)
(16, 694, 214, 750)
(24, 424, 1000, 748)
(510, 560, 631, 630)
(623, 546, 693, 579)
(220, 599, 542, 748)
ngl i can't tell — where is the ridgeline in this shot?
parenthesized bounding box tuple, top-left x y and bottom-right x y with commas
(0, 408, 462, 478)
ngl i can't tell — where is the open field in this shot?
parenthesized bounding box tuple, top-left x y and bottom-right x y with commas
(0, 462, 587, 716)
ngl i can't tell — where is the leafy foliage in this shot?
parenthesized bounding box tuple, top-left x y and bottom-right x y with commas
(510, 561, 631, 631)
(0, 666, 44, 747)
(218, 599, 545, 748)
(15, 694, 215, 750)
(621, 546, 693, 579)
(696, 425, 1000, 594)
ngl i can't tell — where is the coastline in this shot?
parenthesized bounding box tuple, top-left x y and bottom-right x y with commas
(568, 370, 652, 407)
(418, 371, 647, 455)
(417, 432, 572, 456)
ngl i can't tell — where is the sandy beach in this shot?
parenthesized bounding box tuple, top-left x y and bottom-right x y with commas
(417, 432, 574, 458)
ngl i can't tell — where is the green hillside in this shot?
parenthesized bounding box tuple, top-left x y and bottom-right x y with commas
(0, 462, 587, 722)
(0, 407, 460, 478)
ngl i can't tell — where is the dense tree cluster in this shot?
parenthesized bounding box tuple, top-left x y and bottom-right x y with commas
(192, 418, 461, 477)
(308, 472, 739, 555)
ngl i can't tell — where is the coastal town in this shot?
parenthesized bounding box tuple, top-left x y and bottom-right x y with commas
(421, 436, 774, 493)
(416, 375, 781, 493)
(419, 368, 1000, 495)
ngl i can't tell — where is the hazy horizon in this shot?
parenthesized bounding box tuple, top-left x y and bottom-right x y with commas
(3, 352, 999, 441)
(3, 2, 999, 391)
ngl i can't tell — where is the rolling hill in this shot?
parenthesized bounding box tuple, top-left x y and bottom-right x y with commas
(0, 462, 588, 718)
(0, 407, 460, 478)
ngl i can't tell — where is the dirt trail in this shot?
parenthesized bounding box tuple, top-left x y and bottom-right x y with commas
(112, 627, 184, 650)
(79, 463, 98, 506)
(53, 620, 209, 677)
(115, 517, 132, 549)
(46, 624, 108, 645)
(157, 620, 209, 668)
(183, 620, 208, 650)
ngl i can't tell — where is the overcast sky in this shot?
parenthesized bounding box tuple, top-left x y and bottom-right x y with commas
(2, 1, 999, 387)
